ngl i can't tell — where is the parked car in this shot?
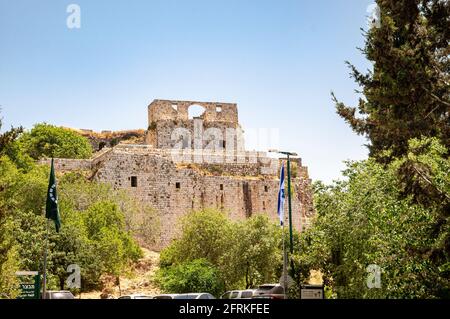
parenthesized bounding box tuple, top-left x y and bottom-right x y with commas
(42, 291, 75, 299)
(186, 293, 215, 299)
(153, 293, 215, 299)
(252, 284, 286, 300)
(221, 290, 256, 299)
(152, 294, 178, 299)
(118, 294, 153, 299)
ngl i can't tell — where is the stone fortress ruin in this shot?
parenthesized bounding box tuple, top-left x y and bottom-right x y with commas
(46, 100, 315, 249)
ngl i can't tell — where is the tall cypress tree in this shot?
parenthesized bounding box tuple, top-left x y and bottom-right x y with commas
(333, 0, 449, 162)
(333, 0, 450, 297)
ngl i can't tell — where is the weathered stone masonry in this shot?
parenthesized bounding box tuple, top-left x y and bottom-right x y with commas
(43, 100, 315, 250)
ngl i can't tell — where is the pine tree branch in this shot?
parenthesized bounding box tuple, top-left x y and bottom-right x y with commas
(413, 165, 450, 201)
(423, 88, 450, 117)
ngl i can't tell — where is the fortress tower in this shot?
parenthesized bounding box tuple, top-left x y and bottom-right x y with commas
(146, 99, 244, 152)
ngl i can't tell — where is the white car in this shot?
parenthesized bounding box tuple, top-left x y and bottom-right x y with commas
(220, 290, 256, 299)
(118, 294, 153, 299)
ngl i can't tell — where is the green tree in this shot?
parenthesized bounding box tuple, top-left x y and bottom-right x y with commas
(82, 201, 142, 275)
(0, 155, 146, 293)
(0, 218, 20, 299)
(225, 215, 281, 289)
(158, 210, 284, 294)
(58, 172, 160, 248)
(0, 119, 31, 280)
(160, 209, 233, 268)
(333, 0, 449, 162)
(301, 139, 450, 298)
(0, 110, 23, 156)
(0, 113, 154, 294)
(329, 0, 450, 298)
(16, 123, 93, 160)
(155, 259, 224, 297)
(0, 156, 21, 297)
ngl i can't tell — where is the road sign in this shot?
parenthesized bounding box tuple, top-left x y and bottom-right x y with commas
(19, 283, 37, 299)
(301, 285, 325, 299)
(16, 272, 41, 299)
(16, 271, 39, 276)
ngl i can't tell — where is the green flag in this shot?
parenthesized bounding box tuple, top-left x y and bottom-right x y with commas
(46, 158, 61, 232)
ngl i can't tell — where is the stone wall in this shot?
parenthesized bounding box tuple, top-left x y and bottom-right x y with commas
(39, 158, 92, 171)
(148, 99, 238, 123)
(78, 129, 146, 152)
(40, 100, 315, 251)
(149, 119, 244, 150)
(42, 144, 314, 250)
(147, 100, 244, 150)
(91, 146, 314, 249)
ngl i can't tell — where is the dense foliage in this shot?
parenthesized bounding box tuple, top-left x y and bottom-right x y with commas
(0, 112, 23, 156)
(0, 115, 158, 298)
(156, 210, 287, 296)
(156, 259, 225, 297)
(300, 138, 449, 298)
(5, 124, 93, 170)
(319, 0, 450, 299)
(0, 157, 146, 295)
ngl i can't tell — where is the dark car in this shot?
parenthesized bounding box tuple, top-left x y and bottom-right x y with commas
(252, 284, 286, 300)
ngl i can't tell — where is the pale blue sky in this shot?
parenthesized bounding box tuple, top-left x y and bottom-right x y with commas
(0, 0, 374, 183)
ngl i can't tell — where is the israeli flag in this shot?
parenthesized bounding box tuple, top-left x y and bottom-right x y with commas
(277, 163, 286, 226)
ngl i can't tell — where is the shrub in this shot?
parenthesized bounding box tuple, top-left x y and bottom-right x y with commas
(155, 259, 224, 297)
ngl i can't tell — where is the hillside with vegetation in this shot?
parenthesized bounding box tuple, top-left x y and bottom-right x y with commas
(0, 122, 159, 298)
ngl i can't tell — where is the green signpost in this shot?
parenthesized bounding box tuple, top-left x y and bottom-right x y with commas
(16, 271, 41, 299)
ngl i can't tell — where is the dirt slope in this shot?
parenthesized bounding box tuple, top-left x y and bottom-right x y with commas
(79, 248, 161, 299)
